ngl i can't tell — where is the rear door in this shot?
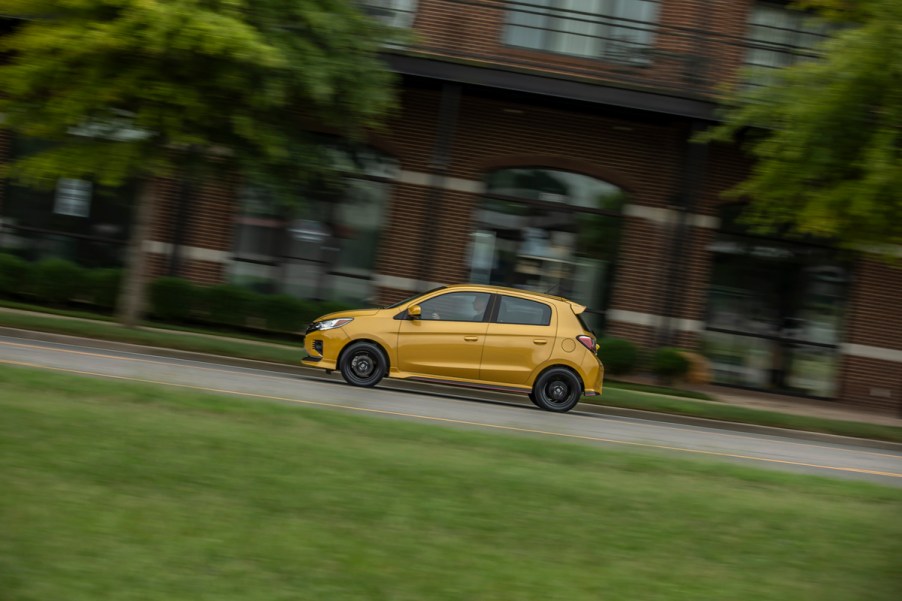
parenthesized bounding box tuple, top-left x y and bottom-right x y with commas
(479, 295, 557, 386)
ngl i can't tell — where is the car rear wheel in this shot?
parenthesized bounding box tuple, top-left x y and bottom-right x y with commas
(339, 342, 387, 387)
(531, 367, 582, 412)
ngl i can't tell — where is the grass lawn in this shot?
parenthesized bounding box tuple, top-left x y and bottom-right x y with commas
(0, 308, 301, 364)
(2, 307, 902, 443)
(593, 388, 902, 444)
(1, 365, 900, 601)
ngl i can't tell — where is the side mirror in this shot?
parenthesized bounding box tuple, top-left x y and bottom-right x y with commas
(408, 305, 422, 319)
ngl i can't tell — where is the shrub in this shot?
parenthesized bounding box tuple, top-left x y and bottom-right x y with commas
(149, 277, 198, 322)
(32, 258, 85, 305)
(596, 337, 639, 375)
(86, 268, 122, 311)
(0, 253, 29, 298)
(260, 294, 309, 333)
(652, 347, 691, 384)
(200, 284, 259, 327)
(681, 351, 713, 385)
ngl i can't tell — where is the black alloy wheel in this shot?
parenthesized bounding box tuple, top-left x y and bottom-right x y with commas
(339, 342, 387, 387)
(531, 367, 582, 412)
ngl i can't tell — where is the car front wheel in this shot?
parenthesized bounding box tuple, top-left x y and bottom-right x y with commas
(339, 342, 387, 387)
(531, 368, 582, 412)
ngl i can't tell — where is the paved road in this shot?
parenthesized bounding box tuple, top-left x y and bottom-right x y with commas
(1, 332, 900, 487)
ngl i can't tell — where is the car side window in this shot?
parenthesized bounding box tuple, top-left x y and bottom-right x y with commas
(496, 295, 552, 326)
(418, 292, 491, 322)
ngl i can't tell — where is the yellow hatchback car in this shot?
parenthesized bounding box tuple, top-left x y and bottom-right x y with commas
(302, 284, 603, 412)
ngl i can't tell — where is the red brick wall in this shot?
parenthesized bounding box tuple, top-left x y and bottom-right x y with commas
(838, 258, 902, 413)
(375, 182, 432, 281)
(146, 170, 235, 281)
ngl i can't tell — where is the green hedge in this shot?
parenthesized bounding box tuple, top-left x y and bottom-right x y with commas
(148, 277, 198, 322)
(652, 347, 691, 383)
(86, 269, 122, 310)
(597, 337, 639, 375)
(199, 285, 260, 328)
(0, 254, 29, 297)
(32, 259, 85, 306)
(0, 257, 357, 333)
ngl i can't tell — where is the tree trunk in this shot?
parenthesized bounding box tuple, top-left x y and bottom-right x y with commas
(116, 179, 157, 327)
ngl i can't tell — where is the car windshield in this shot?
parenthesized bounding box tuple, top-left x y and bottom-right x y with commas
(383, 286, 447, 309)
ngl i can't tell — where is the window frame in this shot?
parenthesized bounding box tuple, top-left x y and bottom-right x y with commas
(415, 291, 494, 323)
(502, 0, 662, 65)
(491, 294, 553, 327)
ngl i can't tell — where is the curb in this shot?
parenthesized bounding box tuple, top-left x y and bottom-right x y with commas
(1, 325, 901, 452)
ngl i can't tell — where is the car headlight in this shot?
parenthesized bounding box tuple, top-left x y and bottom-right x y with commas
(313, 318, 354, 331)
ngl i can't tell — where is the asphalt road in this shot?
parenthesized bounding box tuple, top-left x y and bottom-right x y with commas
(1, 331, 900, 487)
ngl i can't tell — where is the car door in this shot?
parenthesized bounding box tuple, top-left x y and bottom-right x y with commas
(479, 294, 557, 386)
(396, 291, 491, 380)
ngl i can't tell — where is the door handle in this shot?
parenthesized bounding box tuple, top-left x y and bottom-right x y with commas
(464, 336, 479, 342)
(533, 339, 547, 345)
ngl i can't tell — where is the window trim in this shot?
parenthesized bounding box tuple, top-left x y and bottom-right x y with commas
(502, 0, 662, 66)
(492, 294, 553, 327)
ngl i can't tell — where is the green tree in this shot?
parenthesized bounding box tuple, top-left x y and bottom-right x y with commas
(701, 0, 901, 255)
(0, 0, 397, 325)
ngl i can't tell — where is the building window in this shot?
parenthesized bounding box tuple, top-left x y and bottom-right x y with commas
(358, 0, 418, 29)
(503, 0, 660, 65)
(0, 138, 134, 268)
(744, 2, 830, 76)
(470, 168, 624, 331)
(702, 207, 849, 398)
(230, 145, 398, 304)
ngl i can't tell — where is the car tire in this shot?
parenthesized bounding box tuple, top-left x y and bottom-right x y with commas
(527, 392, 542, 408)
(531, 367, 582, 413)
(339, 342, 387, 388)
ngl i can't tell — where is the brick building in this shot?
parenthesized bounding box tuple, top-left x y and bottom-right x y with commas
(1, 1, 899, 414)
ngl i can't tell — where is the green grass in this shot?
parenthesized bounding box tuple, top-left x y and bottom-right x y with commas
(604, 378, 715, 400)
(0, 364, 900, 601)
(1, 307, 901, 444)
(0, 309, 301, 364)
(590, 388, 902, 444)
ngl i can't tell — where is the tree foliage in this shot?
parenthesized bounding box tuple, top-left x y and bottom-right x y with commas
(0, 0, 398, 324)
(701, 0, 901, 255)
(0, 0, 398, 191)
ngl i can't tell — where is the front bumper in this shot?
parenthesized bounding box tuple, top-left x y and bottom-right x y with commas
(301, 328, 349, 370)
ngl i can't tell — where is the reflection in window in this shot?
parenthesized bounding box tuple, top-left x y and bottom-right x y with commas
(358, 0, 418, 29)
(504, 0, 660, 65)
(230, 144, 398, 303)
(497, 295, 552, 326)
(0, 138, 134, 267)
(471, 168, 623, 332)
(744, 3, 830, 82)
(704, 229, 848, 398)
(419, 292, 491, 322)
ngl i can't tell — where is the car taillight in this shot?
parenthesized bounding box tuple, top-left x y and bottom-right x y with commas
(576, 335, 595, 352)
